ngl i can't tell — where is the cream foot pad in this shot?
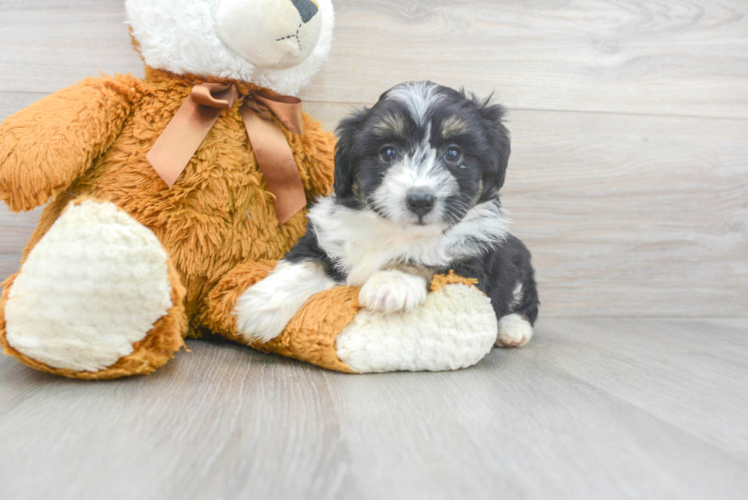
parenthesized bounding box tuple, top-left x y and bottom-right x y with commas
(5, 200, 173, 372)
(336, 283, 498, 373)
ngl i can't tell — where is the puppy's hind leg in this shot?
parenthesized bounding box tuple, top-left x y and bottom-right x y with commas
(496, 313, 533, 347)
(496, 272, 539, 348)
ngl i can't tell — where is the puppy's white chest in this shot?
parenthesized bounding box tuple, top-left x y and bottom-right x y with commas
(332, 229, 445, 285)
(308, 197, 509, 286)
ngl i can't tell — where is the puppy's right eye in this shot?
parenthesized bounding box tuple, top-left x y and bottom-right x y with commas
(379, 146, 400, 164)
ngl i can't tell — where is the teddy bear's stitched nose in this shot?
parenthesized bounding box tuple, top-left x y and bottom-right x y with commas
(291, 0, 318, 24)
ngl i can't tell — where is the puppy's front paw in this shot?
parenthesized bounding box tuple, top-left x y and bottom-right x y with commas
(234, 260, 337, 344)
(359, 270, 428, 313)
(235, 287, 291, 344)
(496, 313, 534, 347)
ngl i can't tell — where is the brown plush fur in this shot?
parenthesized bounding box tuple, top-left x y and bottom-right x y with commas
(430, 271, 480, 292)
(0, 67, 338, 378)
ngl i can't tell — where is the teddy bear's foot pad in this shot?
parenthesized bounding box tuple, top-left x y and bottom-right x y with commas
(4, 200, 174, 372)
(336, 283, 498, 373)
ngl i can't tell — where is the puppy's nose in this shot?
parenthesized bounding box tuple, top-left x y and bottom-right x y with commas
(406, 192, 436, 217)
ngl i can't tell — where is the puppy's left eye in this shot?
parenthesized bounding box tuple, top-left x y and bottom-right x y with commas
(379, 146, 400, 164)
(444, 146, 463, 165)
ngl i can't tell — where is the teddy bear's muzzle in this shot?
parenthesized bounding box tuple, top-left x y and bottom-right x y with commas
(215, 0, 324, 70)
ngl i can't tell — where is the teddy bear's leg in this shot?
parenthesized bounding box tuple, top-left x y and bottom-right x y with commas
(205, 263, 497, 373)
(0, 199, 187, 379)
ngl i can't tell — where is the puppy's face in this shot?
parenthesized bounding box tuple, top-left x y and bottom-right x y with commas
(334, 81, 510, 228)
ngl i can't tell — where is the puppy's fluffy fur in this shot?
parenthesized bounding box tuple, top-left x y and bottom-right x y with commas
(236, 81, 539, 347)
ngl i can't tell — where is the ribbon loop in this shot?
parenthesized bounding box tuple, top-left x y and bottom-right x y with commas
(190, 83, 237, 109)
(146, 83, 308, 225)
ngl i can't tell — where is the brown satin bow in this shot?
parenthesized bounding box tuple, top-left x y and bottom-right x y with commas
(146, 82, 307, 225)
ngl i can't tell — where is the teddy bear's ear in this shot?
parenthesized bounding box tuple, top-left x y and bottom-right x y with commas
(333, 107, 370, 207)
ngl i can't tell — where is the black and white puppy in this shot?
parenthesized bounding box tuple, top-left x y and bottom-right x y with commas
(236, 81, 539, 347)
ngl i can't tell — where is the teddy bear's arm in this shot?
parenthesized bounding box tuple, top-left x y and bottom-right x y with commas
(0, 75, 139, 212)
(298, 113, 337, 200)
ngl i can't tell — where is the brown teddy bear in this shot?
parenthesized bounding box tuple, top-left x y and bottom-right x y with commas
(0, 0, 499, 379)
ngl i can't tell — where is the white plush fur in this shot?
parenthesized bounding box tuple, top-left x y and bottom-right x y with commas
(337, 283, 498, 373)
(358, 270, 428, 313)
(235, 260, 337, 343)
(496, 313, 533, 347)
(309, 196, 509, 286)
(125, 0, 335, 96)
(4, 201, 173, 372)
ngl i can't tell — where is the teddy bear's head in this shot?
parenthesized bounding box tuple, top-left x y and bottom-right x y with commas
(125, 0, 334, 95)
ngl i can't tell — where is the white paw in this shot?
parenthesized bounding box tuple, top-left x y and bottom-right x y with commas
(235, 286, 295, 344)
(235, 261, 336, 344)
(496, 313, 534, 347)
(358, 270, 428, 313)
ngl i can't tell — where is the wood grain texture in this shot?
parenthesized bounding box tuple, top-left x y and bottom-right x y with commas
(0, 205, 40, 283)
(2, 0, 748, 118)
(313, 0, 748, 119)
(0, 1, 144, 91)
(0, 318, 747, 500)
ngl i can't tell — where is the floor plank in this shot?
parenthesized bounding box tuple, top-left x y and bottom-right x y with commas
(0, 206, 40, 283)
(0, 318, 746, 500)
(542, 318, 748, 462)
(313, 0, 748, 118)
(0, 1, 144, 92)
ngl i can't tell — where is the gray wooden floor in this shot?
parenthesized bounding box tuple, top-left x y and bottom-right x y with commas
(1, 318, 747, 500)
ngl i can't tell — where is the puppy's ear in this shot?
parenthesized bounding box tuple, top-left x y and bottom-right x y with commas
(469, 93, 511, 200)
(334, 107, 369, 205)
